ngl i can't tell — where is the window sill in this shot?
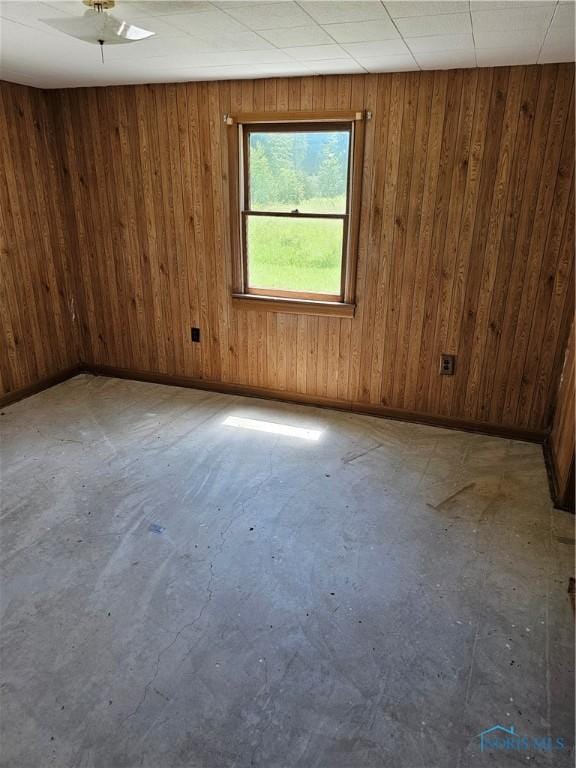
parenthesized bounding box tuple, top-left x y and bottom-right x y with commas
(232, 293, 355, 318)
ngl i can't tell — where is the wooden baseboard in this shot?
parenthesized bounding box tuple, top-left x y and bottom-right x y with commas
(85, 363, 547, 444)
(543, 440, 576, 512)
(0, 365, 83, 408)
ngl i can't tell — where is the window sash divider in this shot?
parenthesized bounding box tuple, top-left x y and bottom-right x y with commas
(243, 211, 347, 221)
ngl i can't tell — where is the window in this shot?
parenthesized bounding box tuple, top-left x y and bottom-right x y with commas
(227, 111, 365, 317)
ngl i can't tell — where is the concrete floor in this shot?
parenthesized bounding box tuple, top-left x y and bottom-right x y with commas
(0, 374, 573, 768)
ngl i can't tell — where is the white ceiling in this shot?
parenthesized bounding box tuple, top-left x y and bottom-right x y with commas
(0, 0, 574, 88)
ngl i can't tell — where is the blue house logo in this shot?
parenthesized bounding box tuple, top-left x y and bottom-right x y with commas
(479, 725, 516, 752)
(478, 724, 566, 754)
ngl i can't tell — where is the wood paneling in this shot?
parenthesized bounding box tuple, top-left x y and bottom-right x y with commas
(0, 81, 80, 397)
(55, 65, 573, 433)
(1, 65, 573, 440)
(548, 321, 575, 508)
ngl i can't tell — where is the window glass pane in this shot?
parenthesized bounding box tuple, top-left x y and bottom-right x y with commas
(248, 130, 349, 214)
(247, 216, 343, 295)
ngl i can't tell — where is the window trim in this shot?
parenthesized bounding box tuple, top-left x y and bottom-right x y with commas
(227, 110, 365, 317)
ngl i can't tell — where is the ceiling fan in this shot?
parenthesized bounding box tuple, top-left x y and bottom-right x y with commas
(40, 1, 155, 62)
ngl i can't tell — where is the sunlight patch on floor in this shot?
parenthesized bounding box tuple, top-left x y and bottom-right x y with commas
(223, 415, 322, 441)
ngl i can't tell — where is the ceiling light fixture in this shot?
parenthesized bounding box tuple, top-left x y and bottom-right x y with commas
(40, 1, 155, 64)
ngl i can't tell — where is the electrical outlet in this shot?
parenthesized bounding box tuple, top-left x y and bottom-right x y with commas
(440, 354, 455, 376)
(191, 327, 200, 343)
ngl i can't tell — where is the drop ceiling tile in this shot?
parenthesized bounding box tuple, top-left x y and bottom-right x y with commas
(476, 46, 541, 66)
(385, 1, 468, 17)
(5, 59, 90, 79)
(405, 33, 474, 53)
(162, 8, 254, 35)
(551, 2, 576, 27)
(469, 1, 554, 10)
(35, 1, 81, 15)
(126, 2, 214, 17)
(214, 0, 294, 7)
(129, 58, 313, 77)
(544, 3, 576, 51)
(219, 1, 311, 31)
(81, 58, 181, 74)
(0, 40, 93, 72)
(474, 27, 545, 48)
(82, 2, 215, 21)
(304, 58, 366, 74)
(0, 17, 86, 54)
(0, 66, 43, 87)
(355, 53, 419, 71)
(89, 36, 206, 61)
(323, 19, 400, 43)
(471, 4, 556, 33)
(342, 38, 411, 56)
(191, 48, 294, 66)
(159, 10, 279, 51)
(539, 44, 575, 62)
(122, 17, 191, 37)
(1, 1, 71, 32)
(138, 62, 312, 81)
(107, 45, 294, 66)
(415, 50, 477, 68)
(283, 44, 349, 60)
(211, 61, 314, 77)
(183, 30, 275, 51)
(112, 28, 271, 55)
(258, 25, 333, 47)
(299, 1, 389, 24)
(544, 25, 575, 48)
(395, 12, 471, 37)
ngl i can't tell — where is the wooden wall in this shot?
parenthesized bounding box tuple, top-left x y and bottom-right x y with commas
(2, 65, 573, 436)
(56, 64, 574, 434)
(549, 321, 575, 507)
(0, 81, 80, 397)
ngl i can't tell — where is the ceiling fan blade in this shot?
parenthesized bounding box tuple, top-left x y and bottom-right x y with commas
(40, 9, 155, 45)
